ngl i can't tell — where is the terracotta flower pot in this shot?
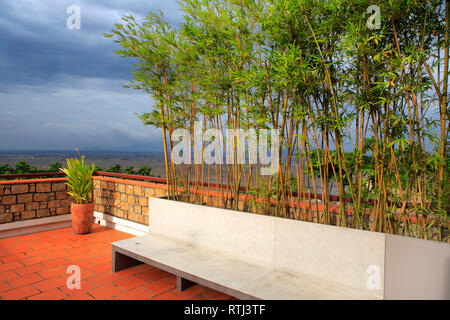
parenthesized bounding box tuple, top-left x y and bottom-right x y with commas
(71, 202, 95, 235)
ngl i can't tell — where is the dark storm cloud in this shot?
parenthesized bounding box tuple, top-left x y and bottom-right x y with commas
(0, 0, 182, 85)
(0, 0, 182, 151)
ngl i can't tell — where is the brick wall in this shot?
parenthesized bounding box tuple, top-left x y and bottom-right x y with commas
(0, 178, 72, 224)
(0, 175, 354, 227)
(91, 176, 276, 226)
(93, 177, 167, 225)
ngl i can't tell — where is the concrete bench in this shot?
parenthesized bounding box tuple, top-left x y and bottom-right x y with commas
(111, 197, 450, 300)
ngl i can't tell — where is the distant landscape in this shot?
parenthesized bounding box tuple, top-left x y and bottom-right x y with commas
(0, 150, 167, 178)
(0, 150, 343, 195)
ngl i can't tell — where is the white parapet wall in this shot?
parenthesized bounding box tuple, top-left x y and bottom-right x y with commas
(0, 211, 150, 239)
(148, 197, 450, 300)
(94, 211, 149, 236)
(0, 214, 72, 239)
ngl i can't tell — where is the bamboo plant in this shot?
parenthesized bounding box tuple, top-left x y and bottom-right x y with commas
(106, 0, 449, 242)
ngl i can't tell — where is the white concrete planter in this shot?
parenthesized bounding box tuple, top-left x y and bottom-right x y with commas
(148, 197, 450, 300)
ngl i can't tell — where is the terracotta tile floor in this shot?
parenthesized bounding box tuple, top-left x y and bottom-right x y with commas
(0, 224, 234, 300)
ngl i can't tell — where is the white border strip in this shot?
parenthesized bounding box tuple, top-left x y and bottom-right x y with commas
(0, 215, 72, 239)
(0, 212, 149, 239)
(94, 211, 149, 236)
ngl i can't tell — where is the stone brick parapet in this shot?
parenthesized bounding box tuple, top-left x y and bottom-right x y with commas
(92, 175, 345, 225)
(92, 176, 167, 226)
(0, 178, 71, 224)
(2, 174, 441, 233)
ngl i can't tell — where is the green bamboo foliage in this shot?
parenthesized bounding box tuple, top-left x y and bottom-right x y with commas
(106, 0, 449, 242)
(60, 155, 95, 204)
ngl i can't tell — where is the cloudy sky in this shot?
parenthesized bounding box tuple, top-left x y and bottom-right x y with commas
(0, 0, 182, 152)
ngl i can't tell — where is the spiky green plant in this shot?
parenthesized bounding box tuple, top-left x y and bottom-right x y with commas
(60, 155, 95, 204)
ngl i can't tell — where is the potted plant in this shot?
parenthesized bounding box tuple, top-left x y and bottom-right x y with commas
(61, 154, 96, 235)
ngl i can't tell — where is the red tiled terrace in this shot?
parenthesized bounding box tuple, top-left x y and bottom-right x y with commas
(0, 224, 234, 300)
